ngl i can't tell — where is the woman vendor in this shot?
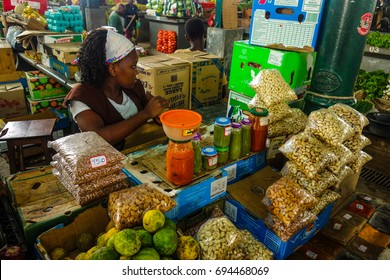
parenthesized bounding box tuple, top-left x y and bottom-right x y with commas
(64, 29, 169, 150)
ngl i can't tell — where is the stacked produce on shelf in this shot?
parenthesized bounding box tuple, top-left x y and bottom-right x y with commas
(44, 5, 83, 33)
(249, 69, 307, 137)
(15, 3, 48, 26)
(148, 0, 202, 17)
(48, 132, 129, 205)
(157, 30, 177, 53)
(355, 69, 390, 100)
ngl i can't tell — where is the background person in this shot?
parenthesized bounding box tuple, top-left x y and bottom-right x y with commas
(108, 4, 126, 35)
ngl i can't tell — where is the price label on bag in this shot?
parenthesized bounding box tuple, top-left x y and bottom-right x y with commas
(90, 155, 108, 168)
(356, 204, 364, 210)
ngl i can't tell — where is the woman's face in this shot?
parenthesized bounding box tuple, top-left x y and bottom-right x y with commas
(112, 50, 139, 89)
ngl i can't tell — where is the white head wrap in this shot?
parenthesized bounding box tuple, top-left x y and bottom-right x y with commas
(105, 29, 135, 64)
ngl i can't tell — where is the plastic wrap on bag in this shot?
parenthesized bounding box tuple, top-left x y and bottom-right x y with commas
(239, 230, 273, 260)
(197, 217, 243, 260)
(329, 103, 369, 133)
(263, 177, 318, 227)
(48, 132, 126, 177)
(368, 211, 390, 235)
(348, 236, 384, 260)
(266, 211, 317, 242)
(279, 132, 337, 178)
(346, 199, 376, 219)
(311, 190, 340, 216)
(268, 108, 308, 137)
(248, 98, 293, 124)
(52, 154, 124, 184)
(305, 109, 355, 146)
(348, 151, 373, 173)
(183, 205, 225, 238)
(334, 210, 367, 231)
(282, 161, 339, 197)
(322, 216, 359, 245)
(343, 133, 371, 154)
(332, 166, 354, 189)
(52, 168, 127, 196)
(326, 144, 355, 175)
(108, 184, 176, 230)
(249, 69, 297, 107)
(358, 224, 390, 248)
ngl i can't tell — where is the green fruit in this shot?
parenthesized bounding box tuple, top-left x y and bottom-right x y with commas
(120, 255, 132, 260)
(76, 232, 94, 252)
(85, 246, 100, 260)
(40, 100, 49, 108)
(132, 247, 160, 260)
(39, 77, 49, 84)
(153, 228, 178, 256)
(104, 228, 119, 245)
(176, 236, 200, 260)
(143, 210, 165, 233)
(162, 219, 176, 231)
(161, 256, 174, 260)
(114, 229, 142, 257)
(106, 233, 118, 249)
(97, 233, 106, 247)
(75, 252, 87, 260)
(92, 246, 120, 260)
(49, 247, 67, 260)
(132, 226, 144, 231)
(136, 229, 153, 248)
(35, 81, 40, 86)
(45, 84, 53, 90)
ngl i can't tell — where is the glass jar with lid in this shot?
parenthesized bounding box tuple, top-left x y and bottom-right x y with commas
(192, 132, 202, 174)
(216, 146, 229, 164)
(166, 140, 194, 186)
(249, 107, 269, 152)
(202, 146, 218, 170)
(213, 117, 232, 148)
(241, 118, 252, 157)
(229, 122, 242, 161)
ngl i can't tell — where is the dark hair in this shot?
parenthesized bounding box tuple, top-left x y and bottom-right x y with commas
(78, 29, 109, 88)
(185, 17, 204, 41)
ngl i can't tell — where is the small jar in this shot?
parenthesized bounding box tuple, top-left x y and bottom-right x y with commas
(241, 118, 252, 157)
(166, 140, 194, 186)
(250, 107, 269, 152)
(216, 146, 229, 164)
(229, 122, 242, 161)
(192, 133, 203, 174)
(202, 146, 218, 170)
(213, 117, 232, 148)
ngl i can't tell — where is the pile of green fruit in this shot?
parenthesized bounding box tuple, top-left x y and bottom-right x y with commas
(49, 210, 200, 260)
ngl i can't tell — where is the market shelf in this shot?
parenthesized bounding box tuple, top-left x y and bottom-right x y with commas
(364, 45, 390, 59)
(17, 53, 78, 90)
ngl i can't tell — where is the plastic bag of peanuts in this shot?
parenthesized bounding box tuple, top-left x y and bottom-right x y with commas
(279, 132, 337, 178)
(249, 98, 293, 124)
(311, 190, 341, 216)
(331, 165, 354, 190)
(108, 184, 176, 230)
(48, 131, 126, 178)
(281, 161, 339, 197)
(263, 177, 318, 227)
(249, 69, 297, 107)
(266, 211, 317, 242)
(268, 108, 308, 137)
(325, 144, 355, 175)
(348, 151, 373, 174)
(197, 217, 244, 260)
(239, 230, 273, 260)
(343, 133, 371, 154)
(329, 103, 369, 133)
(305, 109, 355, 146)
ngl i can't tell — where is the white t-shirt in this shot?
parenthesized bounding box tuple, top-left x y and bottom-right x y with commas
(69, 91, 138, 121)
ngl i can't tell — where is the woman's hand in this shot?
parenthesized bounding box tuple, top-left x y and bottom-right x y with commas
(144, 96, 169, 118)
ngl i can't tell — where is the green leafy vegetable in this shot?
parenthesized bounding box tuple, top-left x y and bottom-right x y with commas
(354, 69, 390, 100)
(367, 32, 390, 49)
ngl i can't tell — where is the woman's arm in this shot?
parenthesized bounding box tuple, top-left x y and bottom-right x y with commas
(75, 96, 168, 145)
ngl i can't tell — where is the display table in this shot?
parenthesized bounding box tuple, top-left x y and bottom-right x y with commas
(17, 53, 78, 90)
(145, 15, 190, 50)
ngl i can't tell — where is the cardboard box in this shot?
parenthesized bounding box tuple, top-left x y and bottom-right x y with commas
(0, 82, 28, 119)
(137, 56, 191, 109)
(26, 96, 66, 115)
(249, 0, 326, 49)
(5, 167, 103, 248)
(222, 150, 267, 184)
(0, 40, 16, 74)
(224, 166, 334, 259)
(37, 33, 83, 54)
(36, 205, 109, 259)
(229, 41, 316, 98)
(45, 42, 81, 64)
(168, 51, 224, 108)
(26, 71, 68, 100)
(50, 57, 78, 79)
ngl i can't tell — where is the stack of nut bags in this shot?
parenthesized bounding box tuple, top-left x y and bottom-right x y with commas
(49, 131, 129, 205)
(249, 69, 308, 137)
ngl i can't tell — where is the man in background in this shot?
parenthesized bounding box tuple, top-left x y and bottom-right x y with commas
(125, 0, 139, 41)
(108, 4, 125, 35)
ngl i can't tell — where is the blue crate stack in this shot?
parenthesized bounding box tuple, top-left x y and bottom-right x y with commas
(45, 5, 83, 33)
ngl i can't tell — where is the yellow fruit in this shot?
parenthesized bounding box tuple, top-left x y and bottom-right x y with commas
(143, 210, 165, 233)
(105, 220, 115, 232)
(104, 228, 120, 244)
(85, 246, 100, 260)
(96, 234, 106, 247)
(176, 236, 200, 260)
(75, 252, 87, 260)
(49, 247, 68, 260)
